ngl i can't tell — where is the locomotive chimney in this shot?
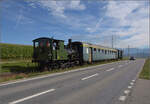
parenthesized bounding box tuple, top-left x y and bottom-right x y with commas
(68, 39, 72, 44)
(68, 39, 72, 48)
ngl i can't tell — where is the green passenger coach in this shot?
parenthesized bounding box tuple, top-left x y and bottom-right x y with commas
(72, 42, 118, 63)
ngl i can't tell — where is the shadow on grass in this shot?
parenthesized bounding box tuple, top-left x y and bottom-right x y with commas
(1, 65, 37, 74)
(1, 59, 124, 74)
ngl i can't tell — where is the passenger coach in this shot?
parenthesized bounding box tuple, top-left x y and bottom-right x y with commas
(71, 42, 121, 63)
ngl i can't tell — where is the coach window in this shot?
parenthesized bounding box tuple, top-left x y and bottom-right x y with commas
(39, 41, 43, 47)
(57, 42, 60, 49)
(53, 42, 56, 50)
(35, 42, 38, 48)
(97, 49, 99, 52)
(46, 41, 50, 47)
(86, 48, 89, 54)
(105, 50, 107, 54)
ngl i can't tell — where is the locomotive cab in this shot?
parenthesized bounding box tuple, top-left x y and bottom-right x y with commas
(32, 37, 68, 64)
(33, 37, 52, 63)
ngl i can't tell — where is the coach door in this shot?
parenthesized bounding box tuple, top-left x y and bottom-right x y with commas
(88, 47, 93, 63)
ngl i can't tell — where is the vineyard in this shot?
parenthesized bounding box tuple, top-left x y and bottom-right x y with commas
(0, 43, 33, 59)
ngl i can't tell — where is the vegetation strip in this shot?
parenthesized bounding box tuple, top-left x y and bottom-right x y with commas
(0, 43, 33, 60)
(139, 58, 150, 80)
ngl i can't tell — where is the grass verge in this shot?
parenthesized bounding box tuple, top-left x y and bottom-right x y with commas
(139, 58, 150, 80)
(0, 59, 127, 83)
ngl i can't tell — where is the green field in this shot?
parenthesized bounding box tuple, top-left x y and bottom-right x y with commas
(139, 58, 150, 80)
(0, 43, 33, 59)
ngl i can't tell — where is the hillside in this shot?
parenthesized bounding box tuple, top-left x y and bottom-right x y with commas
(123, 48, 150, 58)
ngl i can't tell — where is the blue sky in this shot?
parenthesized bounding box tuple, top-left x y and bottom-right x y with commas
(1, 0, 149, 48)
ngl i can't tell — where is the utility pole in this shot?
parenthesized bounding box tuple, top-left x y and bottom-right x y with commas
(128, 45, 130, 58)
(137, 48, 138, 58)
(112, 35, 114, 48)
(149, 3, 150, 58)
(149, 24, 150, 58)
(143, 49, 144, 58)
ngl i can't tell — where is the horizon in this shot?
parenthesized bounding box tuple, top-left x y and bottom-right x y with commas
(1, 0, 150, 49)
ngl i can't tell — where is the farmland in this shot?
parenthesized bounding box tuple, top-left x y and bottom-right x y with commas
(0, 43, 33, 59)
(0, 43, 35, 82)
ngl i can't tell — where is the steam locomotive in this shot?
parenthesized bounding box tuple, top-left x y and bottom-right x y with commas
(32, 37, 123, 70)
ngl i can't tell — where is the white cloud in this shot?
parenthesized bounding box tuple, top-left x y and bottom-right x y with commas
(28, 2, 36, 8)
(86, 18, 103, 33)
(69, 1, 85, 10)
(39, 1, 66, 18)
(25, 0, 149, 48)
(105, 1, 149, 48)
(119, 33, 149, 48)
(27, 0, 86, 18)
(14, 9, 33, 29)
(106, 1, 140, 20)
